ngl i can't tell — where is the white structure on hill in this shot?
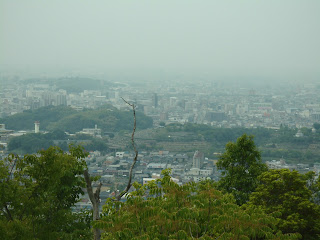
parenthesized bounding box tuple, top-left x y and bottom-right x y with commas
(77, 124, 101, 137)
(34, 121, 40, 133)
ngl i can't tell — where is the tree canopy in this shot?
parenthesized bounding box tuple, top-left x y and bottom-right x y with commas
(216, 134, 268, 205)
(2, 132, 319, 239)
(0, 104, 153, 133)
(95, 169, 299, 240)
(7, 133, 54, 154)
(0, 145, 91, 239)
(248, 169, 320, 239)
(7, 131, 108, 154)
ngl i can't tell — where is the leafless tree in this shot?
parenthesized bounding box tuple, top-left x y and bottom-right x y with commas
(115, 98, 138, 201)
(83, 170, 102, 240)
(84, 98, 138, 240)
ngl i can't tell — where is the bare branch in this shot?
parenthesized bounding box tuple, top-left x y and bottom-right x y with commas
(94, 182, 102, 201)
(121, 97, 134, 107)
(83, 170, 102, 210)
(84, 169, 102, 240)
(83, 170, 94, 203)
(116, 98, 138, 201)
(3, 155, 18, 221)
(189, 224, 194, 239)
(3, 205, 13, 221)
(7, 155, 18, 182)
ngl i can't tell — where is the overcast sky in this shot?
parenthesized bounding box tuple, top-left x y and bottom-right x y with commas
(1, 0, 320, 79)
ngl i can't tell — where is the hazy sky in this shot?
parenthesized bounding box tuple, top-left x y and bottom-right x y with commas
(1, 0, 320, 79)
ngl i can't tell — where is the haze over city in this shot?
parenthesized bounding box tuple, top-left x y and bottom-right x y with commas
(1, 0, 320, 82)
(2, 2, 320, 239)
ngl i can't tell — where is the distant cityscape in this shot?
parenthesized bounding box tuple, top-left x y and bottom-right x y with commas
(1, 75, 320, 206)
(1, 76, 320, 129)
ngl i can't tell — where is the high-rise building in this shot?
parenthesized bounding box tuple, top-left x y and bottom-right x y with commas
(56, 94, 67, 106)
(193, 150, 204, 168)
(169, 97, 177, 107)
(160, 112, 168, 121)
(152, 93, 158, 108)
(205, 111, 226, 122)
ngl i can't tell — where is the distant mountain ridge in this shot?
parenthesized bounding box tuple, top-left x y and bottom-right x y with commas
(22, 77, 125, 93)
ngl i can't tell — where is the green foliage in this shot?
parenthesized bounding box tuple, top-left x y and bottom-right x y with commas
(51, 77, 111, 93)
(22, 77, 117, 93)
(8, 133, 54, 154)
(0, 145, 91, 239)
(0, 104, 153, 133)
(248, 169, 320, 239)
(159, 121, 166, 127)
(80, 138, 109, 152)
(313, 123, 320, 130)
(152, 123, 320, 163)
(96, 169, 299, 240)
(217, 134, 268, 205)
(174, 123, 272, 146)
(1, 105, 76, 131)
(303, 171, 320, 204)
(7, 131, 109, 154)
(48, 129, 68, 139)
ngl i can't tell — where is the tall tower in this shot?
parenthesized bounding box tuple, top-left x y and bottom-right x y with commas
(34, 121, 40, 133)
(192, 150, 204, 169)
(152, 93, 158, 108)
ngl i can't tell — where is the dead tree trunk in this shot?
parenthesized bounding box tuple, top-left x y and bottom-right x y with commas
(83, 98, 138, 239)
(84, 169, 102, 240)
(115, 98, 139, 201)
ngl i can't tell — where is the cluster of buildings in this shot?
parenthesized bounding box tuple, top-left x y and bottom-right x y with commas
(2, 75, 320, 209)
(73, 149, 219, 208)
(266, 159, 320, 175)
(87, 149, 218, 186)
(1, 77, 320, 130)
(75, 146, 320, 209)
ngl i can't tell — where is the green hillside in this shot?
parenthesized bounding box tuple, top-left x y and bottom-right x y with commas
(135, 123, 320, 164)
(0, 104, 153, 133)
(22, 77, 122, 93)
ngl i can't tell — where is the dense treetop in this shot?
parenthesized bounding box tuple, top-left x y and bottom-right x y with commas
(1, 134, 320, 239)
(96, 169, 299, 240)
(248, 169, 320, 240)
(217, 134, 268, 205)
(0, 145, 91, 240)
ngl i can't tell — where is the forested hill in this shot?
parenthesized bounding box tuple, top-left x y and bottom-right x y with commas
(22, 77, 125, 93)
(0, 105, 153, 133)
